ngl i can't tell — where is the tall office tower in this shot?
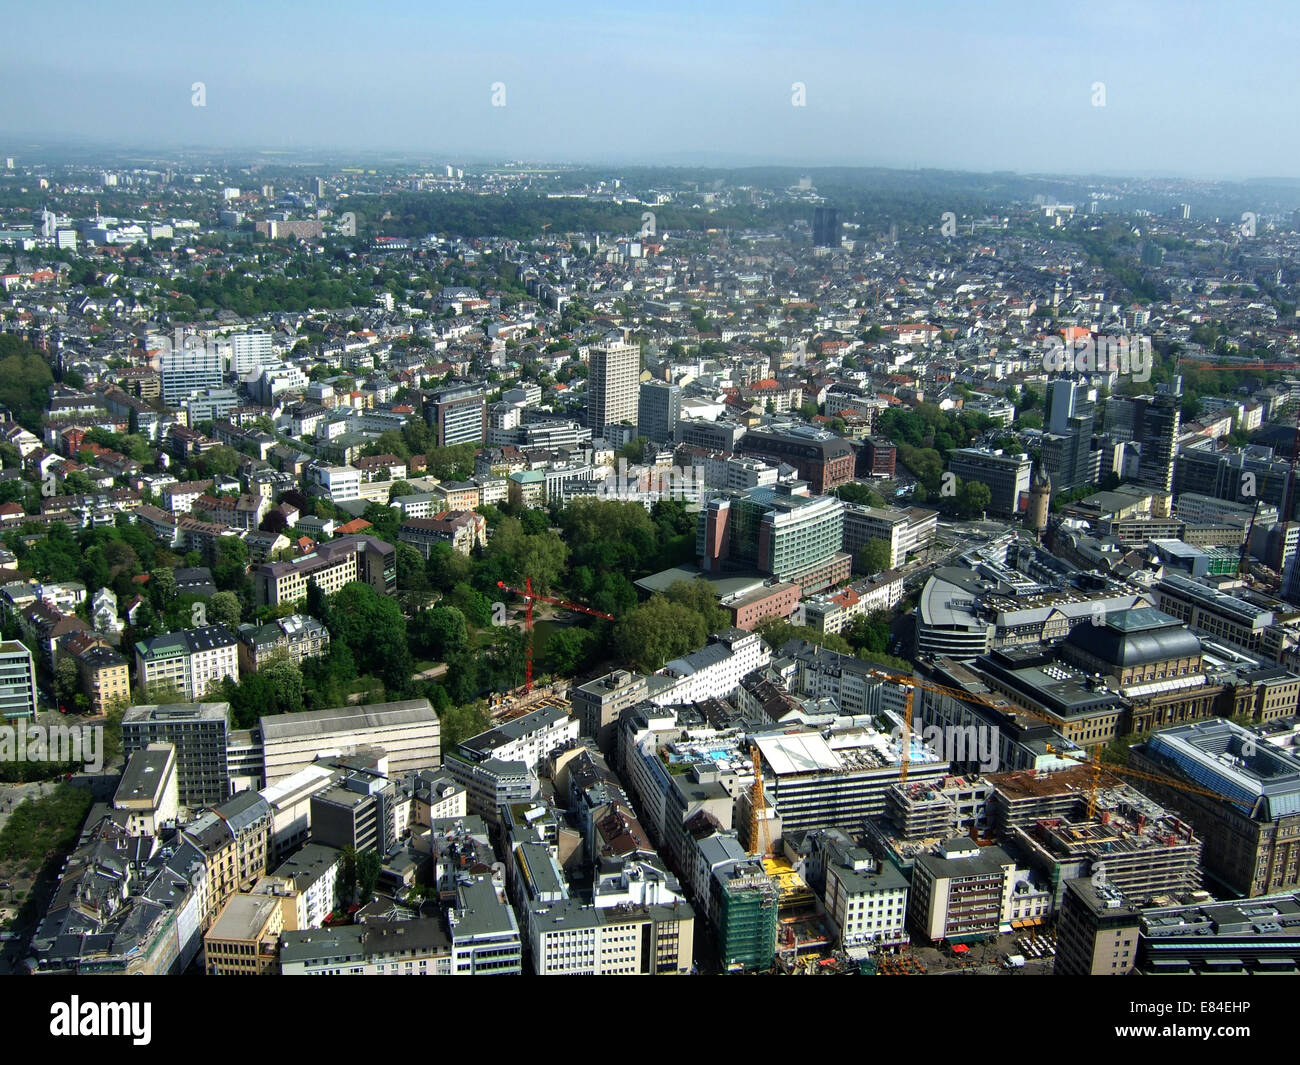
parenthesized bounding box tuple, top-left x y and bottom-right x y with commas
(1042, 381, 1095, 492)
(161, 341, 225, 408)
(229, 330, 275, 375)
(425, 384, 487, 446)
(1044, 379, 1086, 435)
(1102, 395, 1142, 442)
(812, 207, 839, 248)
(587, 341, 640, 435)
(1179, 203, 1191, 220)
(1137, 378, 1182, 494)
(637, 380, 681, 444)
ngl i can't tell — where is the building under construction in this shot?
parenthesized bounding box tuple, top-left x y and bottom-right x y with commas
(986, 764, 1122, 837)
(885, 775, 994, 839)
(863, 775, 997, 872)
(1011, 805, 1202, 907)
(711, 858, 779, 972)
(764, 855, 832, 960)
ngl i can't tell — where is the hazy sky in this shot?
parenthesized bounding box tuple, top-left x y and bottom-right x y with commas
(2, 0, 1298, 178)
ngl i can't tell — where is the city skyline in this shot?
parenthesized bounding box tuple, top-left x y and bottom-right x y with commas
(4, 1, 1300, 181)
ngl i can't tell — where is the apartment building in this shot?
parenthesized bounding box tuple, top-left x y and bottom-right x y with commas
(399, 510, 487, 559)
(572, 669, 649, 755)
(805, 829, 910, 949)
(204, 891, 285, 975)
(268, 842, 343, 931)
(447, 875, 524, 974)
(135, 624, 239, 701)
(75, 642, 131, 715)
(237, 614, 330, 672)
(280, 919, 454, 975)
(307, 464, 362, 504)
(455, 704, 580, 774)
(650, 628, 771, 707)
(526, 897, 694, 974)
(196, 493, 269, 531)
(159, 479, 214, 514)
(253, 534, 396, 607)
(181, 791, 273, 919)
(112, 743, 180, 836)
(587, 341, 640, 434)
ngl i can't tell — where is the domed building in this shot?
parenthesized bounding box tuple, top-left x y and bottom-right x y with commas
(1060, 606, 1203, 687)
(1058, 606, 1221, 735)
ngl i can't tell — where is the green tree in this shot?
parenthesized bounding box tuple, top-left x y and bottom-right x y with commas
(208, 590, 243, 629)
(411, 606, 469, 660)
(260, 653, 305, 715)
(856, 538, 893, 575)
(197, 445, 241, 479)
(542, 626, 597, 676)
(488, 518, 568, 594)
(613, 596, 710, 672)
(326, 581, 413, 689)
(357, 849, 382, 901)
(957, 479, 992, 519)
(53, 655, 81, 710)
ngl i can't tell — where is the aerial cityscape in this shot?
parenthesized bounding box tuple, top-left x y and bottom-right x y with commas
(0, 7, 1294, 1017)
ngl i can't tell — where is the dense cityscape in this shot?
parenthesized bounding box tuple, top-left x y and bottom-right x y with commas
(0, 152, 1296, 989)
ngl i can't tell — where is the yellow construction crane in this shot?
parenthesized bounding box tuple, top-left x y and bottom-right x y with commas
(748, 743, 772, 858)
(843, 666, 1258, 835)
(858, 667, 1254, 819)
(1045, 744, 1256, 819)
(856, 667, 1037, 784)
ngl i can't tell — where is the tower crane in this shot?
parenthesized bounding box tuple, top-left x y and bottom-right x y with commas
(855, 667, 1258, 823)
(1045, 744, 1256, 819)
(495, 579, 614, 693)
(748, 743, 772, 859)
(852, 667, 1037, 784)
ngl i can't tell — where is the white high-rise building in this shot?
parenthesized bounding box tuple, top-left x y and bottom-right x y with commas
(230, 330, 276, 375)
(161, 342, 225, 407)
(587, 341, 640, 435)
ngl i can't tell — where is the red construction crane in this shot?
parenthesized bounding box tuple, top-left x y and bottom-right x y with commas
(496, 579, 615, 692)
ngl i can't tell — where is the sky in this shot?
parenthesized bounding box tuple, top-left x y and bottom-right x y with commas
(2, 0, 1298, 179)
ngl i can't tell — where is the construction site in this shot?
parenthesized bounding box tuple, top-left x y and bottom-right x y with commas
(487, 683, 573, 725)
